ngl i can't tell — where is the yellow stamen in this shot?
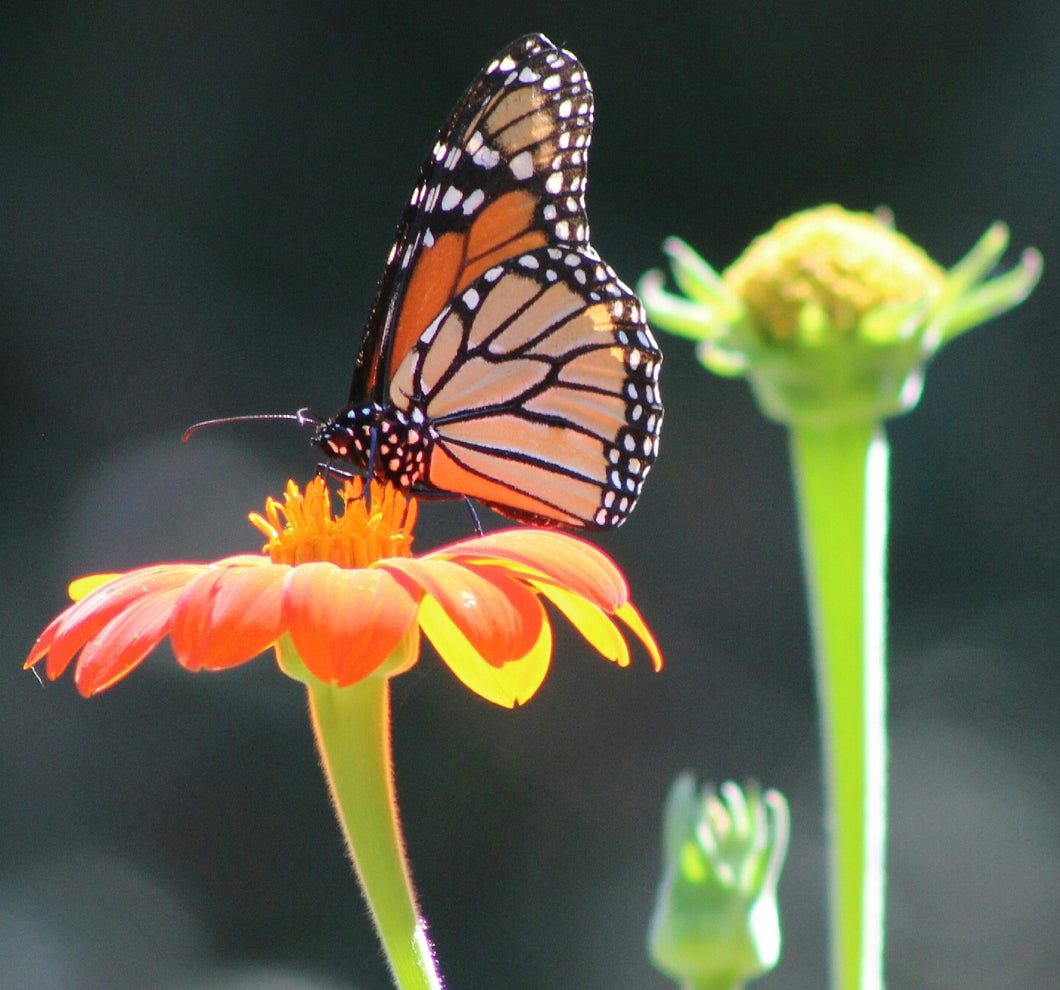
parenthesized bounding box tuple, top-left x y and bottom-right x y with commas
(250, 478, 417, 567)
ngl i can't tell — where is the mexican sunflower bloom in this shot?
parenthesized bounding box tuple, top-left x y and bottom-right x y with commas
(26, 476, 661, 990)
(26, 477, 661, 705)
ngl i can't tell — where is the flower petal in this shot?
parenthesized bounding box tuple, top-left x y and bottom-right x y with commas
(381, 557, 542, 664)
(418, 593, 552, 707)
(74, 585, 185, 696)
(27, 565, 205, 682)
(68, 573, 121, 601)
(433, 529, 629, 611)
(614, 602, 663, 671)
(170, 563, 286, 671)
(283, 562, 420, 686)
(530, 581, 632, 667)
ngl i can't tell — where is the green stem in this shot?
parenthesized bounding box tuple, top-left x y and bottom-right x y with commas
(789, 422, 889, 990)
(305, 675, 443, 990)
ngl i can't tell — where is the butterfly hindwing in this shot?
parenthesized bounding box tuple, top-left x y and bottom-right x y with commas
(350, 33, 595, 404)
(387, 246, 662, 529)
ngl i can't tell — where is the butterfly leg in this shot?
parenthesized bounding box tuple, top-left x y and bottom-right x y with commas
(462, 497, 484, 536)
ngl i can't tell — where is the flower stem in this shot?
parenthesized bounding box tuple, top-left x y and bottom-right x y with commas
(789, 422, 889, 990)
(305, 675, 443, 990)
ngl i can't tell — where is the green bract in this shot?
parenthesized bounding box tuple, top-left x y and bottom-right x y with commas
(648, 776, 789, 990)
(639, 205, 1041, 426)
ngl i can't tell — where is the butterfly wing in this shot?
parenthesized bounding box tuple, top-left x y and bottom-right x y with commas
(388, 246, 662, 529)
(327, 33, 663, 528)
(349, 33, 595, 405)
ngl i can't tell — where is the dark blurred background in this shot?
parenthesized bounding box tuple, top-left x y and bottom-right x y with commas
(1, 3, 1056, 989)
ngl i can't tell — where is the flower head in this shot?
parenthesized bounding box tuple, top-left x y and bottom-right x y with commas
(26, 478, 661, 707)
(648, 775, 790, 990)
(640, 205, 1042, 426)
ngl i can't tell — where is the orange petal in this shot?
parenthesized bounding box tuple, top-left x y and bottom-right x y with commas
(382, 557, 542, 664)
(170, 563, 286, 671)
(531, 581, 632, 667)
(614, 603, 663, 671)
(27, 565, 205, 681)
(283, 562, 420, 686)
(74, 585, 185, 696)
(418, 593, 552, 707)
(434, 529, 629, 611)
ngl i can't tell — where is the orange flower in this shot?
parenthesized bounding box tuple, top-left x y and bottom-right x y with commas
(26, 478, 661, 707)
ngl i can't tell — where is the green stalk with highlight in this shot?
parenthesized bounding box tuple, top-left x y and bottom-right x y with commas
(279, 637, 442, 990)
(790, 422, 888, 990)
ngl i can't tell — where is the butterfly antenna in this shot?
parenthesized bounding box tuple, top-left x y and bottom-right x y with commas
(182, 409, 320, 442)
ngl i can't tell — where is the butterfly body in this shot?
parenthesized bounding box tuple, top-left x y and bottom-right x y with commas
(316, 33, 662, 529)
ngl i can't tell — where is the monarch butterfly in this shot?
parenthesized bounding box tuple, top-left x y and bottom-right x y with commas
(313, 33, 662, 530)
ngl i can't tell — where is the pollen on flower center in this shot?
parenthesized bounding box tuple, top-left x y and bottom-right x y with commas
(724, 204, 947, 342)
(249, 477, 416, 567)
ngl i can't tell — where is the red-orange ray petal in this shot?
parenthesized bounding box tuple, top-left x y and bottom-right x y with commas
(170, 563, 286, 671)
(73, 585, 185, 696)
(27, 565, 206, 682)
(380, 557, 542, 664)
(418, 593, 552, 707)
(283, 563, 421, 687)
(433, 530, 629, 612)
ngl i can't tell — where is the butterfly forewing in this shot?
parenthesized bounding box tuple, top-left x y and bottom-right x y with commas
(350, 33, 594, 404)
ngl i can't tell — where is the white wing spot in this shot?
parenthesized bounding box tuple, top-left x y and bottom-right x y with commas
(421, 317, 443, 345)
(518, 66, 541, 83)
(440, 186, 463, 211)
(462, 188, 485, 215)
(463, 287, 480, 309)
(460, 190, 485, 218)
(543, 73, 562, 91)
(509, 149, 534, 180)
(545, 171, 564, 194)
(473, 145, 501, 169)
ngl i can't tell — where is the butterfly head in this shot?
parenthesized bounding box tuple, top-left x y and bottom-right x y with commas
(312, 403, 432, 492)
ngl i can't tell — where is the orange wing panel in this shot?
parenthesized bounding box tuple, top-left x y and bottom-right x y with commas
(427, 446, 585, 527)
(390, 230, 467, 373)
